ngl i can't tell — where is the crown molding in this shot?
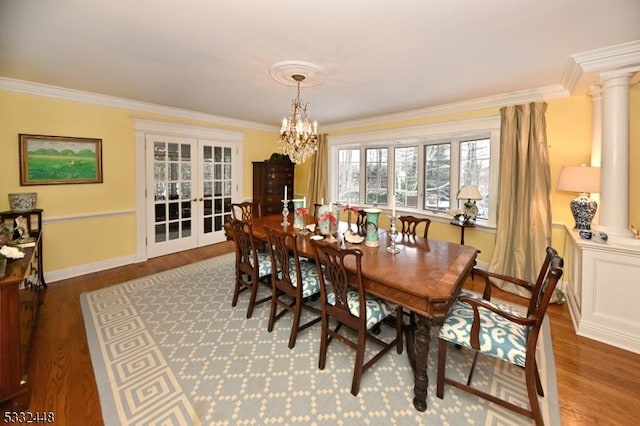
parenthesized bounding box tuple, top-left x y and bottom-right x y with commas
(323, 84, 567, 131)
(0, 77, 277, 132)
(563, 40, 640, 94)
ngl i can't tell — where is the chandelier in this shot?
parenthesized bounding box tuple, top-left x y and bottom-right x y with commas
(278, 74, 318, 164)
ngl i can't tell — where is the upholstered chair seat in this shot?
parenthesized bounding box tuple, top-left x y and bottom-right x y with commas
(439, 290, 528, 367)
(327, 290, 398, 331)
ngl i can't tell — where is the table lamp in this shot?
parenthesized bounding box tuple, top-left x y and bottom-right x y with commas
(557, 165, 600, 230)
(457, 185, 482, 223)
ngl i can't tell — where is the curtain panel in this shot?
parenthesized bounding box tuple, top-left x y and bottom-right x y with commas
(488, 102, 556, 299)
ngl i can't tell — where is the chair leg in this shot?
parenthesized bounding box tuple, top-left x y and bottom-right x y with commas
(232, 276, 241, 307)
(288, 298, 302, 349)
(436, 339, 447, 398)
(267, 289, 278, 332)
(534, 359, 544, 397)
(526, 361, 544, 426)
(318, 317, 329, 370)
(246, 277, 259, 319)
(466, 352, 480, 386)
(351, 329, 367, 396)
(396, 307, 404, 354)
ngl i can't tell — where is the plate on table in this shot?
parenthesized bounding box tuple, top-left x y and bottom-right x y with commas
(310, 235, 324, 241)
(344, 232, 365, 244)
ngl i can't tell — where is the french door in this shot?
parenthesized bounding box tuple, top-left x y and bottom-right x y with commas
(145, 134, 236, 258)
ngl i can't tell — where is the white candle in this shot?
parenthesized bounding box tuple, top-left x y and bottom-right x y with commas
(391, 193, 396, 217)
(303, 196, 306, 208)
(321, 197, 324, 204)
(284, 186, 287, 201)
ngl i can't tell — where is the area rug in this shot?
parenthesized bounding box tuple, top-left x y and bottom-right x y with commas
(80, 253, 560, 425)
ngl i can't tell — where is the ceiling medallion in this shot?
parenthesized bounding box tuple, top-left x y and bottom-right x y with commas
(271, 61, 325, 164)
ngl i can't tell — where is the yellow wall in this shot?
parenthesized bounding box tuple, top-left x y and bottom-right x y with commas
(1, 88, 638, 276)
(0, 91, 279, 272)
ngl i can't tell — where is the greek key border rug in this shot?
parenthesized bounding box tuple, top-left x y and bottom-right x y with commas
(80, 253, 560, 425)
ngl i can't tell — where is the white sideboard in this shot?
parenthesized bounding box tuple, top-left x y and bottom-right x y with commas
(565, 226, 640, 354)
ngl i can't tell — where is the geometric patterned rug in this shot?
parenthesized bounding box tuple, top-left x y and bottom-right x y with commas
(80, 253, 560, 425)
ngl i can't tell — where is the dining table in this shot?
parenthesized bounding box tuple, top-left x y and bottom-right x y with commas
(245, 213, 478, 412)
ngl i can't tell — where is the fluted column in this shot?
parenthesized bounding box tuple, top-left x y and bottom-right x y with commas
(598, 70, 633, 237)
(590, 85, 602, 225)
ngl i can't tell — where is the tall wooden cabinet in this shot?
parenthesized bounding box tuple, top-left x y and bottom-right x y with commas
(252, 154, 295, 216)
(0, 234, 44, 409)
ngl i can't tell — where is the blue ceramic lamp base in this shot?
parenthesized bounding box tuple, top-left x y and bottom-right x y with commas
(570, 194, 597, 230)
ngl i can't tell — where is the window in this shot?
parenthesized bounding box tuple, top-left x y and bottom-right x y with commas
(395, 146, 419, 208)
(338, 149, 360, 203)
(459, 138, 491, 219)
(329, 116, 500, 227)
(424, 143, 451, 211)
(365, 148, 388, 205)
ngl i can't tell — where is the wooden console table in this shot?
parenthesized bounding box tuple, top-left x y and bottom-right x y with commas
(0, 234, 45, 409)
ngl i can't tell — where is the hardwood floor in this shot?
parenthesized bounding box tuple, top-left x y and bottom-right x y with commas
(10, 242, 640, 425)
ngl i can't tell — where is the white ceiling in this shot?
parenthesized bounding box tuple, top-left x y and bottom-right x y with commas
(1, 0, 639, 128)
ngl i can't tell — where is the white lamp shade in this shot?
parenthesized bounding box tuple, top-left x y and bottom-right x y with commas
(557, 165, 600, 194)
(457, 185, 482, 200)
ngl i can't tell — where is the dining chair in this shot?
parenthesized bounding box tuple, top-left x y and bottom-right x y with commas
(398, 215, 431, 238)
(231, 201, 262, 221)
(228, 219, 272, 318)
(354, 209, 367, 235)
(436, 246, 564, 426)
(313, 203, 323, 217)
(310, 239, 403, 396)
(265, 227, 322, 349)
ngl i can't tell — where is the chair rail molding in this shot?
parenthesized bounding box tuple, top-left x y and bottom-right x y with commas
(564, 226, 640, 354)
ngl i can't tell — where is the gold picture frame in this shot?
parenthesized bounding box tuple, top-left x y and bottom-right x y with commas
(19, 134, 103, 185)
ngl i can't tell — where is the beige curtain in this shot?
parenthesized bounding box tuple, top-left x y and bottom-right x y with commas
(306, 134, 329, 204)
(488, 102, 555, 299)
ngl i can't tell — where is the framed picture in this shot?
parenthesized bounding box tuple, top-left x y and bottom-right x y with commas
(19, 134, 103, 185)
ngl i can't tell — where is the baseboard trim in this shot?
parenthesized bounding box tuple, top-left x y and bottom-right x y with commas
(577, 319, 640, 355)
(45, 254, 137, 284)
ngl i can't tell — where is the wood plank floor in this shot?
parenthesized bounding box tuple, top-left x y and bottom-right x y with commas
(11, 241, 640, 425)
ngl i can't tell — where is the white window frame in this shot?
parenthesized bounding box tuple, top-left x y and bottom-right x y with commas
(328, 115, 501, 228)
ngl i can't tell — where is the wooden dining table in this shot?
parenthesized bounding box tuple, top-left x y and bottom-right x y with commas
(245, 214, 478, 412)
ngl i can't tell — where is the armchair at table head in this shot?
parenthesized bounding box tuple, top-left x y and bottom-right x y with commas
(231, 201, 262, 221)
(436, 246, 564, 426)
(309, 239, 403, 396)
(228, 219, 272, 318)
(398, 215, 431, 239)
(264, 226, 321, 349)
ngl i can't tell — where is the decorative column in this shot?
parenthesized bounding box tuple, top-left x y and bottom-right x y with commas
(589, 84, 602, 225)
(598, 70, 633, 237)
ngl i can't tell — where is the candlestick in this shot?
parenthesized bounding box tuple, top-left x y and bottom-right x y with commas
(281, 199, 290, 227)
(386, 214, 400, 254)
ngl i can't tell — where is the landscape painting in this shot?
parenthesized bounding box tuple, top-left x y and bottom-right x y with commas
(19, 134, 103, 185)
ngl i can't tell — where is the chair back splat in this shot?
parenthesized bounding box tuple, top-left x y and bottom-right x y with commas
(398, 215, 431, 239)
(228, 219, 272, 318)
(436, 246, 564, 426)
(265, 227, 321, 349)
(310, 239, 403, 396)
(231, 201, 262, 221)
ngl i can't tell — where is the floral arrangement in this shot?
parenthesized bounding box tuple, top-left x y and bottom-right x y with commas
(0, 245, 25, 260)
(319, 211, 337, 226)
(446, 208, 464, 220)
